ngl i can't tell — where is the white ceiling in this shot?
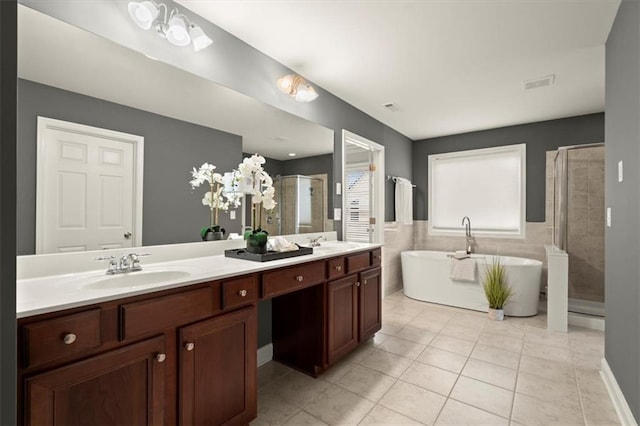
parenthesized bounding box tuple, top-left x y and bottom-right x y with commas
(178, 0, 620, 140)
(17, 6, 333, 161)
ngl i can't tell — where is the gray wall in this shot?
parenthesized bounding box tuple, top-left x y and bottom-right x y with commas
(17, 79, 243, 255)
(1, 1, 17, 423)
(605, 1, 640, 419)
(412, 113, 604, 222)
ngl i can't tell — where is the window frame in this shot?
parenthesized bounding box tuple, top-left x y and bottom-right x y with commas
(427, 143, 526, 239)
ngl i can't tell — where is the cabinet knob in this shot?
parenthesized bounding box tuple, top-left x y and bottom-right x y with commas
(356, 281, 361, 287)
(296, 275, 304, 282)
(63, 333, 77, 345)
(184, 342, 195, 351)
(238, 289, 247, 297)
(335, 265, 342, 271)
(155, 353, 166, 363)
(364, 279, 368, 285)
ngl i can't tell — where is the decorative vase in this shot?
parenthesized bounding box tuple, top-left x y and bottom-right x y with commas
(245, 231, 268, 254)
(488, 308, 505, 321)
(201, 227, 225, 241)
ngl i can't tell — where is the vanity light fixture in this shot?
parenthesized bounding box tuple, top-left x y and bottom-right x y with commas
(277, 74, 319, 102)
(128, 1, 213, 52)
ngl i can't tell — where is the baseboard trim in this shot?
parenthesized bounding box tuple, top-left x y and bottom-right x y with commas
(601, 358, 638, 425)
(568, 312, 605, 331)
(257, 343, 273, 367)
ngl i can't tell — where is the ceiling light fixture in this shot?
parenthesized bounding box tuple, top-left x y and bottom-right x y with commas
(128, 1, 213, 52)
(277, 74, 319, 102)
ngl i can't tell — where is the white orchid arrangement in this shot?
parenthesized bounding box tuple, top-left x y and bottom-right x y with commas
(190, 162, 240, 237)
(232, 154, 277, 237)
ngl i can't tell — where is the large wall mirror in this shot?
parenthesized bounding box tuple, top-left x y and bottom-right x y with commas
(17, 5, 335, 255)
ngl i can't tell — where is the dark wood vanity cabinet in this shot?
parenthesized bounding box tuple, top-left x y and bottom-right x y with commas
(179, 306, 257, 425)
(327, 254, 382, 366)
(24, 336, 166, 426)
(18, 248, 382, 425)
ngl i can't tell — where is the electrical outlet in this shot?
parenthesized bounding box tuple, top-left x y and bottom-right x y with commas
(230, 210, 236, 220)
(336, 183, 342, 195)
(607, 207, 612, 227)
(334, 208, 342, 221)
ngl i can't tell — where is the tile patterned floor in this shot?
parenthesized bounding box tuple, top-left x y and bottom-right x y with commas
(252, 291, 619, 425)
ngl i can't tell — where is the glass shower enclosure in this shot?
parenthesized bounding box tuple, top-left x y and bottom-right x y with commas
(262, 175, 325, 236)
(552, 143, 605, 317)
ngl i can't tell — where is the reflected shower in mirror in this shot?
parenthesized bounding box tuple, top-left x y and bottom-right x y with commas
(17, 4, 334, 255)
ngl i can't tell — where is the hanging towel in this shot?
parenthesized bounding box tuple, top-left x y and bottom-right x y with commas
(450, 258, 477, 282)
(395, 177, 413, 225)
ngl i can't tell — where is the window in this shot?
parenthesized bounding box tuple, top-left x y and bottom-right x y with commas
(428, 144, 526, 238)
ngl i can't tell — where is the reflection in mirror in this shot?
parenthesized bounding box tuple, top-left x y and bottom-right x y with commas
(17, 5, 334, 255)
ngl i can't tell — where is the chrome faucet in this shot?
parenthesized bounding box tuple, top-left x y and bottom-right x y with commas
(461, 216, 474, 254)
(308, 236, 326, 247)
(96, 253, 148, 275)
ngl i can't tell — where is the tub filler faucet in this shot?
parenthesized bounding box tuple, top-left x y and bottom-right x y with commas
(462, 216, 474, 254)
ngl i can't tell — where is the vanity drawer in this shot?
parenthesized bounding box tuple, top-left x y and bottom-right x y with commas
(262, 261, 326, 298)
(371, 248, 382, 267)
(23, 309, 102, 368)
(346, 252, 371, 274)
(327, 257, 346, 280)
(222, 275, 257, 310)
(120, 287, 214, 340)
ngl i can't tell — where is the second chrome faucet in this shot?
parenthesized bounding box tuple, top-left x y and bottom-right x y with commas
(461, 216, 473, 254)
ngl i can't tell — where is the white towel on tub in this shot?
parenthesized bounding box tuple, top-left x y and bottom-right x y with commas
(450, 258, 476, 282)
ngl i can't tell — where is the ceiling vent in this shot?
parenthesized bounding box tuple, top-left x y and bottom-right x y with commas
(523, 74, 555, 90)
(383, 102, 399, 112)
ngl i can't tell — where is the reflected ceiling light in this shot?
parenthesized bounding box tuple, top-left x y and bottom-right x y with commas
(288, 153, 296, 157)
(277, 74, 319, 102)
(127, 1, 213, 52)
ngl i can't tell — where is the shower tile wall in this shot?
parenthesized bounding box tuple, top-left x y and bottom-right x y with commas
(566, 147, 605, 302)
(546, 148, 605, 303)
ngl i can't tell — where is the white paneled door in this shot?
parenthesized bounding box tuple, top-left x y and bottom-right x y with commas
(36, 117, 144, 253)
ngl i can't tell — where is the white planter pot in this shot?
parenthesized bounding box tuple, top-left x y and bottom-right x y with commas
(488, 308, 505, 321)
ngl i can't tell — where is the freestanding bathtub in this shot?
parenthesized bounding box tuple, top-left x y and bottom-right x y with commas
(401, 250, 542, 317)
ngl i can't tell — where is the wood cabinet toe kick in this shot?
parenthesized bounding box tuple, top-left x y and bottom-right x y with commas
(18, 248, 382, 426)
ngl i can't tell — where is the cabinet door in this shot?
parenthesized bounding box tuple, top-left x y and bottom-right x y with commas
(25, 336, 165, 426)
(179, 306, 257, 426)
(359, 267, 382, 342)
(327, 274, 359, 365)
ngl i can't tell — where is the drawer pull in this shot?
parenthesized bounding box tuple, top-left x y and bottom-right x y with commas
(63, 333, 77, 345)
(184, 342, 195, 351)
(238, 289, 248, 297)
(296, 275, 304, 282)
(155, 353, 166, 363)
(335, 265, 342, 271)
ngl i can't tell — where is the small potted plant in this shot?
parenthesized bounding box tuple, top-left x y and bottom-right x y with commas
(190, 162, 239, 241)
(482, 258, 513, 320)
(231, 154, 277, 254)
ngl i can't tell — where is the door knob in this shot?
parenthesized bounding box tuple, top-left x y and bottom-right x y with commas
(184, 342, 195, 351)
(155, 353, 166, 363)
(124, 232, 132, 239)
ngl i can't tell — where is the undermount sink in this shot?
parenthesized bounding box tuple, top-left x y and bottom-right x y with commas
(313, 242, 368, 252)
(82, 269, 192, 290)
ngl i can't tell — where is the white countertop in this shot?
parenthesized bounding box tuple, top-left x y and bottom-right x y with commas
(17, 240, 381, 319)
